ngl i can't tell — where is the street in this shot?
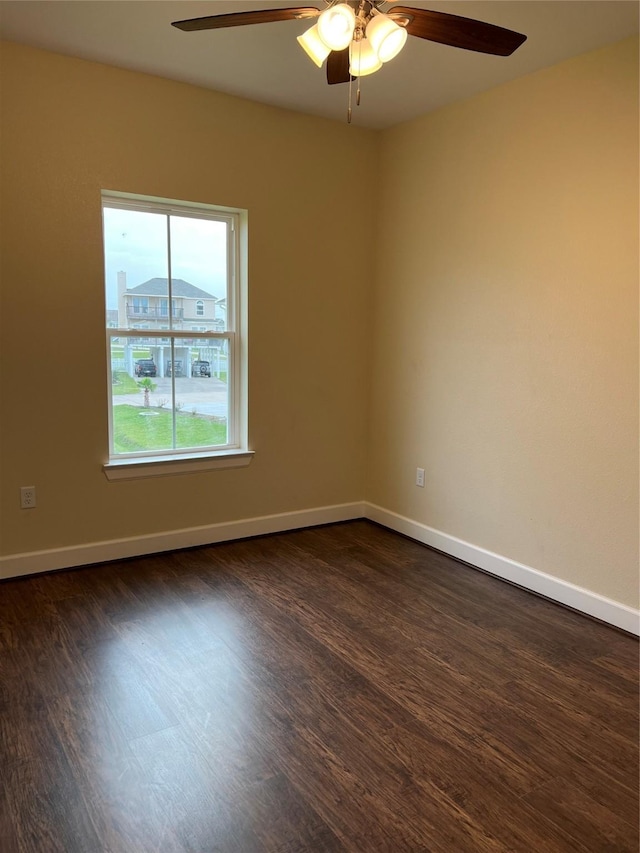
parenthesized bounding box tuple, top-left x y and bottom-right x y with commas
(115, 375, 228, 418)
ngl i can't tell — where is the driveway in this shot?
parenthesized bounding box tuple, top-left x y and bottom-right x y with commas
(116, 375, 228, 418)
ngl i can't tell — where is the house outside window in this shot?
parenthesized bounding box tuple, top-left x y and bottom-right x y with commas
(102, 191, 249, 473)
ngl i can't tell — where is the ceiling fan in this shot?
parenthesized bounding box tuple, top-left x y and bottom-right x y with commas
(172, 1, 527, 118)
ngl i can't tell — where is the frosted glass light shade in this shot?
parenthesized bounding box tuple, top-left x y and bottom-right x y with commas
(297, 24, 331, 67)
(366, 13, 408, 62)
(349, 38, 382, 77)
(317, 3, 356, 51)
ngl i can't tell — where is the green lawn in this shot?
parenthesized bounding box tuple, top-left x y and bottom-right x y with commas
(113, 404, 227, 453)
(111, 371, 140, 395)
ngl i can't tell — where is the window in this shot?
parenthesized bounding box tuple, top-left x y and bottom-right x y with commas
(102, 192, 249, 475)
(159, 298, 179, 318)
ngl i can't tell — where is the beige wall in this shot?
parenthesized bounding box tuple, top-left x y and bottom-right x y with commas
(0, 42, 376, 554)
(1, 38, 637, 612)
(370, 38, 639, 608)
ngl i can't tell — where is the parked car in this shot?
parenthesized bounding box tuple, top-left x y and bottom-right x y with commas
(191, 360, 211, 377)
(166, 359, 184, 377)
(134, 359, 157, 377)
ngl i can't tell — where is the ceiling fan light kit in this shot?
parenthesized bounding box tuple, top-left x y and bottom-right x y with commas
(296, 23, 331, 66)
(171, 1, 527, 122)
(301, 3, 408, 74)
(316, 3, 357, 51)
(349, 37, 382, 77)
(366, 12, 408, 63)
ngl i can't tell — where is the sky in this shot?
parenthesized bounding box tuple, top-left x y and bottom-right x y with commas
(103, 206, 228, 308)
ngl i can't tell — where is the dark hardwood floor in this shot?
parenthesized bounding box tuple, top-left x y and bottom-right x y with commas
(1, 520, 638, 852)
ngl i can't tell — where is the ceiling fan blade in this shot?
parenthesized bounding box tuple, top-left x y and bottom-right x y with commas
(326, 48, 352, 85)
(172, 7, 320, 32)
(389, 7, 526, 56)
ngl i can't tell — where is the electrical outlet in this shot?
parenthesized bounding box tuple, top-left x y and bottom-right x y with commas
(20, 486, 36, 509)
(416, 468, 425, 488)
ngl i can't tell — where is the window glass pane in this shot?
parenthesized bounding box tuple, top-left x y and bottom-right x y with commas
(110, 336, 172, 454)
(175, 338, 229, 449)
(110, 336, 229, 454)
(103, 207, 168, 331)
(170, 215, 228, 332)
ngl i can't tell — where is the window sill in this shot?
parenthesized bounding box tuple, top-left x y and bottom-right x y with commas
(103, 449, 254, 481)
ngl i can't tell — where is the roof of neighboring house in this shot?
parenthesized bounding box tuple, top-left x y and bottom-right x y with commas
(126, 278, 216, 300)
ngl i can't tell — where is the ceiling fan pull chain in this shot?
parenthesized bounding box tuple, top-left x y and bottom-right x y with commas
(356, 36, 362, 106)
(347, 67, 353, 123)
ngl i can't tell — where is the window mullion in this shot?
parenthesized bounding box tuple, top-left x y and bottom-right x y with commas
(166, 213, 178, 450)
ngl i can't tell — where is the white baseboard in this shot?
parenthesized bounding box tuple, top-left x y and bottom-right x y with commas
(2, 500, 637, 636)
(0, 502, 366, 581)
(365, 503, 640, 636)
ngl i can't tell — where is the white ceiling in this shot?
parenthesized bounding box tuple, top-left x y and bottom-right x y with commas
(0, 1, 637, 129)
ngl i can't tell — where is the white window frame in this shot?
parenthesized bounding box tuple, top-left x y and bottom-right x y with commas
(102, 191, 251, 480)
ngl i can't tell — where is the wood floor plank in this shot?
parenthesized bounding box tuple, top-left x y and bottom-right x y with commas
(191, 544, 632, 850)
(215, 542, 559, 794)
(46, 690, 174, 853)
(3, 756, 101, 852)
(316, 522, 629, 663)
(129, 724, 267, 852)
(0, 770, 19, 853)
(522, 776, 639, 852)
(240, 772, 346, 853)
(0, 521, 637, 852)
(267, 532, 640, 746)
(91, 641, 181, 742)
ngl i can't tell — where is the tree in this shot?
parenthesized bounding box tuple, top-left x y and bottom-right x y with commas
(137, 377, 157, 407)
